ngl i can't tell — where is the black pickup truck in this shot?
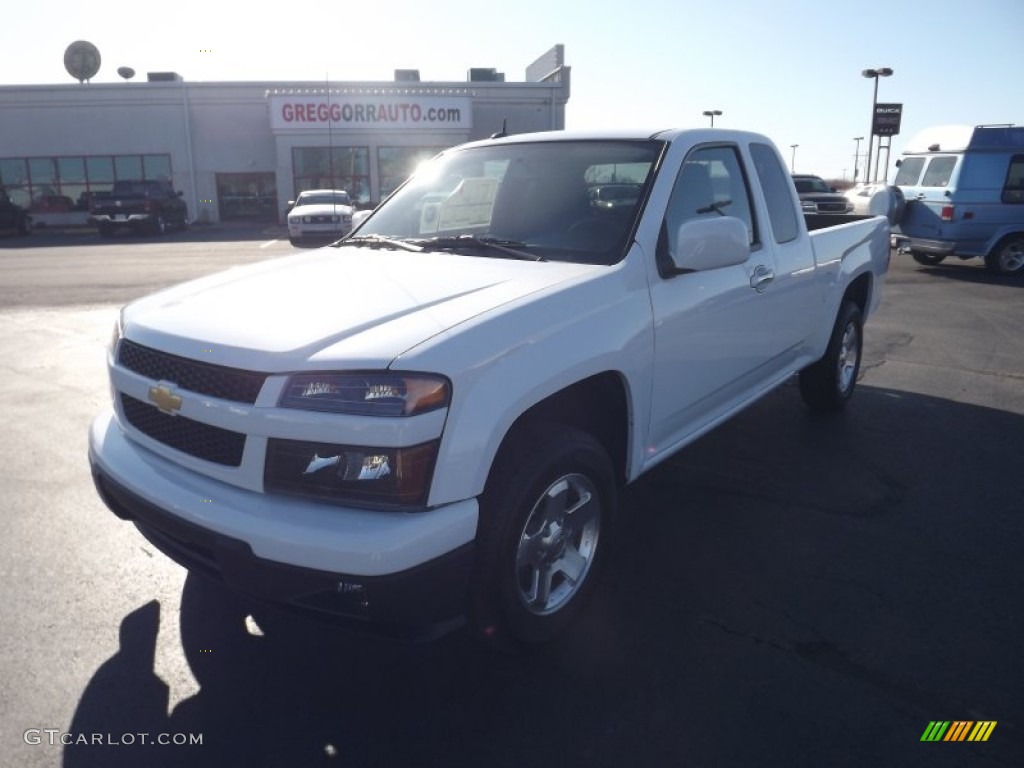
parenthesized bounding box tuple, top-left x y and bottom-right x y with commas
(90, 180, 189, 237)
(0, 189, 32, 236)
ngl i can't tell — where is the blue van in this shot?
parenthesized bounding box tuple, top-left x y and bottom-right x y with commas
(892, 124, 1024, 275)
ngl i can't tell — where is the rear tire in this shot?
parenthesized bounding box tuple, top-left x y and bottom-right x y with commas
(471, 423, 616, 651)
(985, 235, 1024, 276)
(911, 251, 946, 266)
(799, 301, 863, 412)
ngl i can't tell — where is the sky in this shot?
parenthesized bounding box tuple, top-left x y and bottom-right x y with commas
(2, 0, 1021, 181)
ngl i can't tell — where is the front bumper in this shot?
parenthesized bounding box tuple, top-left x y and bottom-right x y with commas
(88, 409, 478, 638)
(91, 213, 156, 225)
(288, 222, 351, 239)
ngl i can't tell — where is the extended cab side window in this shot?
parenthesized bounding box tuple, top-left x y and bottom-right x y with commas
(1001, 155, 1024, 204)
(749, 142, 799, 244)
(662, 145, 757, 261)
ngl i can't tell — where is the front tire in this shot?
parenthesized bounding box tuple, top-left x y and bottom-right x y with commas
(471, 423, 616, 650)
(985, 236, 1024, 276)
(799, 301, 863, 412)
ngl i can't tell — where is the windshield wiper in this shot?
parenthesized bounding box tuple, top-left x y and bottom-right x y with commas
(696, 199, 732, 216)
(413, 235, 545, 261)
(337, 234, 423, 252)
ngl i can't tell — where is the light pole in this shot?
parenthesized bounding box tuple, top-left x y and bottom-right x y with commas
(702, 109, 722, 127)
(861, 67, 893, 183)
(852, 136, 864, 183)
(790, 144, 798, 171)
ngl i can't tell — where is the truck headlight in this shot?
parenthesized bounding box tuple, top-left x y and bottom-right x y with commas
(109, 308, 124, 353)
(279, 373, 450, 416)
(265, 438, 438, 508)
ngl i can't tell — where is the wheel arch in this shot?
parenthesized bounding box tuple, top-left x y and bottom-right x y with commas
(987, 230, 1024, 256)
(842, 271, 872, 317)
(985, 231, 1024, 275)
(488, 371, 632, 494)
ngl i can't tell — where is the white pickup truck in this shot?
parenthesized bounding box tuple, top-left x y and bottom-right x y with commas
(89, 128, 892, 648)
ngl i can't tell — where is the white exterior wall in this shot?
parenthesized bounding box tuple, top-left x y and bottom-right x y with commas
(0, 58, 569, 224)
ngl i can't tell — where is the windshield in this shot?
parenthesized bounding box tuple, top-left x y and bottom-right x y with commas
(352, 140, 662, 265)
(297, 193, 351, 207)
(793, 177, 832, 194)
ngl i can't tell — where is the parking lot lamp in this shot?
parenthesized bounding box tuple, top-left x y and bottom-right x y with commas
(702, 110, 722, 127)
(852, 136, 864, 182)
(861, 68, 893, 183)
(790, 144, 798, 171)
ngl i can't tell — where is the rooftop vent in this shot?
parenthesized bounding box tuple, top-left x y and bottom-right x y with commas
(468, 68, 504, 82)
(394, 69, 420, 82)
(147, 72, 183, 82)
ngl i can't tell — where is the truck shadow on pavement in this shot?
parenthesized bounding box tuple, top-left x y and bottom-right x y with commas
(911, 261, 1024, 286)
(65, 384, 1024, 768)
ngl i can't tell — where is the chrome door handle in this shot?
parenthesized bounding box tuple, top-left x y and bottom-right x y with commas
(750, 265, 774, 292)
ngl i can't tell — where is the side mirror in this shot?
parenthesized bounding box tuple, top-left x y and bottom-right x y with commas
(830, 186, 837, 193)
(669, 216, 750, 273)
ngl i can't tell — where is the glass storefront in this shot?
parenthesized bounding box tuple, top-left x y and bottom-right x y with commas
(290, 145, 448, 208)
(0, 153, 172, 212)
(216, 173, 278, 221)
(292, 147, 370, 205)
(377, 146, 447, 201)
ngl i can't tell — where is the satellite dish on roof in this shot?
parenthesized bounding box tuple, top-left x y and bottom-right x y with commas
(117, 66, 136, 81)
(64, 41, 101, 83)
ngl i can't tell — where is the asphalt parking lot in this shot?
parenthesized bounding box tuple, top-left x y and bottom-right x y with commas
(1, 227, 1022, 767)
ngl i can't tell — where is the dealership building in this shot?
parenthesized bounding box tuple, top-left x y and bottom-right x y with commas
(0, 45, 569, 224)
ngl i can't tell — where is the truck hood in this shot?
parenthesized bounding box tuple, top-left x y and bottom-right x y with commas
(122, 246, 601, 371)
(290, 203, 355, 217)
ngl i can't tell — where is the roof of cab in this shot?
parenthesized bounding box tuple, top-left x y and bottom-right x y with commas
(902, 124, 1024, 154)
(451, 127, 773, 149)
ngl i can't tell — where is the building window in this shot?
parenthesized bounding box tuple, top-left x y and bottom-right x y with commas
(115, 156, 143, 180)
(144, 155, 172, 180)
(292, 146, 370, 205)
(378, 147, 447, 201)
(217, 172, 278, 221)
(0, 153, 173, 212)
(0, 158, 29, 207)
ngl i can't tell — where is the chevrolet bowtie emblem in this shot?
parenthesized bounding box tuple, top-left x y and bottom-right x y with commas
(148, 384, 183, 414)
